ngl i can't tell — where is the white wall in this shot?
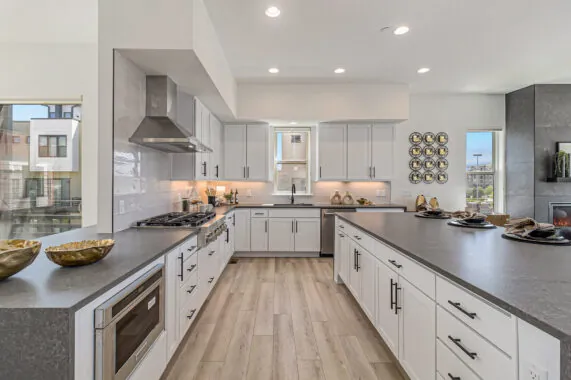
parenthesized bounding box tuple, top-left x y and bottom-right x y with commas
(0, 0, 98, 227)
(237, 83, 409, 122)
(391, 94, 506, 211)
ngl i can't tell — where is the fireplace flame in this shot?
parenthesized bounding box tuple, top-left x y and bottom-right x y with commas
(553, 217, 571, 227)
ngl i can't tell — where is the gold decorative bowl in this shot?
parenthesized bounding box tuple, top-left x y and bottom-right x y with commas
(45, 239, 115, 267)
(0, 240, 42, 280)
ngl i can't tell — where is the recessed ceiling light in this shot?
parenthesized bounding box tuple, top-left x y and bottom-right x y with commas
(268, 67, 279, 74)
(334, 68, 346, 74)
(394, 26, 410, 35)
(265, 6, 281, 18)
(417, 67, 431, 74)
(290, 121, 298, 125)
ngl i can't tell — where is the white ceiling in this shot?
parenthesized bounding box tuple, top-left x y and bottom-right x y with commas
(205, 0, 571, 94)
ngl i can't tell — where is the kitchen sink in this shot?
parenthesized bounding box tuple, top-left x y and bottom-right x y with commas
(271, 203, 315, 207)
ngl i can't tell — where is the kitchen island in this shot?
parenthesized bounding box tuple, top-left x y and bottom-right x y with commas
(336, 212, 570, 380)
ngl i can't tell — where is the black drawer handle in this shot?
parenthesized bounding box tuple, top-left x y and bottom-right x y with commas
(353, 235, 362, 240)
(187, 264, 197, 272)
(187, 245, 197, 252)
(390, 278, 396, 310)
(448, 374, 461, 380)
(187, 309, 197, 319)
(208, 250, 215, 256)
(388, 259, 402, 269)
(338, 234, 344, 237)
(208, 277, 214, 283)
(448, 335, 478, 360)
(339, 225, 344, 229)
(187, 285, 197, 294)
(448, 301, 477, 319)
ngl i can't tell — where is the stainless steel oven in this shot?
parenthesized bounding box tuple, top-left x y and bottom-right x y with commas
(95, 264, 165, 380)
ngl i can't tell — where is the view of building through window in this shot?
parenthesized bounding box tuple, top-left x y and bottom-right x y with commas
(466, 131, 495, 210)
(274, 128, 311, 194)
(0, 103, 82, 239)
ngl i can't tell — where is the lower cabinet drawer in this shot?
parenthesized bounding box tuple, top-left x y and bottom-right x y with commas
(179, 271, 198, 308)
(437, 306, 516, 380)
(179, 294, 200, 339)
(437, 339, 479, 380)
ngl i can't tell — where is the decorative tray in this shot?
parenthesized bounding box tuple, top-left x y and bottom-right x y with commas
(415, 213, 451, 220)
(448, 219, 497, 229)
(45, 239, 115, 267)
(502, 233, 571, 246)
(0, 240, 42, 280)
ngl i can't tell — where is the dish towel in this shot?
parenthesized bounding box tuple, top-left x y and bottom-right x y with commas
(504, 218, 556, 238)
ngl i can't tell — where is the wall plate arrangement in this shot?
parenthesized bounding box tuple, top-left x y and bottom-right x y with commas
(408, 132, 449, 184)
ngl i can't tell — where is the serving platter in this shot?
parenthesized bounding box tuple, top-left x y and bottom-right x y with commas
(448, 219, 497, 229)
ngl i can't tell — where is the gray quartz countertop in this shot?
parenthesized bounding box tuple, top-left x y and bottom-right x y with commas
(218, 203, 407, 209)
(0, 226, 196, 310)
(337, 212, 571, 342)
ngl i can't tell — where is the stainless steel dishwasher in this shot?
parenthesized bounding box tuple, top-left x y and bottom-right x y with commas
(321, 208, 356, 256)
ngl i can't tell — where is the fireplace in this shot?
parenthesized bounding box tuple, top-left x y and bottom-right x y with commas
(548, 202, 571, 226)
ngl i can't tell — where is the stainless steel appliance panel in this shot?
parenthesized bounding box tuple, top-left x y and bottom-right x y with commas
(321, 208, 356, 255)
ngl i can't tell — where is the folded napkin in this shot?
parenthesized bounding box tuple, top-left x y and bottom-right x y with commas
(450, 211, 487, 222)
(504, 217, 556, 238)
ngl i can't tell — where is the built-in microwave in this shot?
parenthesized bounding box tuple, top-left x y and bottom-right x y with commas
(94, 264, 165, 380)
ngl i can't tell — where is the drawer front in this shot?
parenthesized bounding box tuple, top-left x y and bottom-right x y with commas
(251, 209, 269, 217)
(179, 271, 199, 308)
(179, 294, 200, 339)
(269, 208, 320, 218)
(437, 306, 516, 380)
(436, 276, 516, 356)
(397, 253, 435, 300)
(180, 252, 198, 288)
(181, 236, 198, 261)
(351, 228, 375, 253)
(437, 339, 479, 380)
(336, 218, 348, 231)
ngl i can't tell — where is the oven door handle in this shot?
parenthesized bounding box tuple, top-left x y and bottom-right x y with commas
(134, 339, 149, 363)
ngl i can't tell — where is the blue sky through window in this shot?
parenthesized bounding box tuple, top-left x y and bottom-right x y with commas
(12, 105, 48, 121)
(466, 132, 492, 168)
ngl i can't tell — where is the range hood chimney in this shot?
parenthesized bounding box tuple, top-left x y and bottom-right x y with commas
(129, 76, 212, 153)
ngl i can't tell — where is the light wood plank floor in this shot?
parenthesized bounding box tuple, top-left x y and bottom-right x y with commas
(164, 258, 405, 380)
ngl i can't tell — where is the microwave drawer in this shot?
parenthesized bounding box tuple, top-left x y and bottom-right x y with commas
(437, 306, 516, 380)
(436, 276, 516, 355)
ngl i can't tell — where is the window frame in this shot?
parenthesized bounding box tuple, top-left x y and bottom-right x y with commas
(272, 127, 312, 196)
(38, 135, 67, 158)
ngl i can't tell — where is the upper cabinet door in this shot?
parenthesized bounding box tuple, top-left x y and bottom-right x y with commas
(246, 125, 268, 181)
(371, 125, 394, 180)
(223, 125, 247, 180)
(201, 102, 211, 149)
(210, 116, 222, 179)
(347, 124, 372, 180)
(318, 124, 347, 180)
(194, 99, 203, 141)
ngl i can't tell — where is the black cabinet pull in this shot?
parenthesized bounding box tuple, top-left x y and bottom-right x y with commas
(292, 220, 295, 233)
(448, 301, 477, 320)
(187, 245, 197, 253)
(339, 225, 344, 229)
(202, 161, 207, 176)
(353, 249, 357, 270)
(187, 264, 197, 273)
(319, 166, 322, 178)
(215, 165, 219, 178)
(295, 220, 298, 233)
(388, 259, 402, 269)
(353, 235, 361, 240)
(208, 277, 215, 284)
(448, 374, 461, 380)
(448, 335, 478, 360)
(233, 214, 235, 226)
(208, 250, 215, 256)
(394, 282, 402, 315)
(226, 228, 230, 243)
(338, 233, 344, 238)
(187, 309, 197, 319)
(187, 285, 197, 294)
(356, 251, 361, 272)
(178, 254, 184, 281)
(390, 278, 395, 310)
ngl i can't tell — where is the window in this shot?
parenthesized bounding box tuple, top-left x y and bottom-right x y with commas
(273, 128, 311, 195)
(39, 135, 67, 157)
(466, 131, 503, 212)
(26, 136, 30, 144)
(12, 136, 20, 144)
(63, 112, 72, 118)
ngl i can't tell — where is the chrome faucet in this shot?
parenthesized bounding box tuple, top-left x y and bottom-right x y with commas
(290, 183, 296, 204)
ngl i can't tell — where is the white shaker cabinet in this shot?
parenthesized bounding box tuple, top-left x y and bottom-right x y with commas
(210, 116, 222, 179)
(375, 261, 400, 357)
(318, 124, 347, 180)
(268, 218, 295, 252)
(223, 124, 268, 181)
(250, 217, 269, 251)
(245, 125, 268, 181)
(223, 125, 248, 180)
(293, 218, 321, 252)
(359, 249, 376, 321)
(371, 125, 394, 180)
(194, 98, 210, 181)
(234, 209, 251, 252)
(398, 277, 436, 380)
(347, 124, 372, 180)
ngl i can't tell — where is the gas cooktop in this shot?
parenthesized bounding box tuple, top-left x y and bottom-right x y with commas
(135, 211, 216, 228)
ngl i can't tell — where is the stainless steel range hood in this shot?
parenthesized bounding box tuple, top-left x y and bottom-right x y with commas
(129, 76, 212, 153)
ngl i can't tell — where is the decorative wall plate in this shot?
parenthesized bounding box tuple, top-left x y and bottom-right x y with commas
(409, 145, 423, 157)
(409, 158, 422, 170)
(423, 158, 435, 170)
(409, 171, 422, 184)
(423, 132, 435, 145)
(423, 146, 435, 157)
(436, 132, 449, 145)
(437, 146, 449, 157)
(437, 171, 448, 184)
(409, 132, 422, 145)
(436, 158, 449, 170)
(423, 170, 435, 184)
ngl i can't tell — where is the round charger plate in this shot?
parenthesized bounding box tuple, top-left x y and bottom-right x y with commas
(415, 213, 451, 220)
(448, 219, 496, 229)
(502, 233, 571, 246)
